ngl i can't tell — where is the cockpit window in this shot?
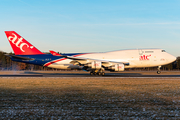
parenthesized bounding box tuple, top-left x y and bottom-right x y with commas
(162, 50, 166, 52)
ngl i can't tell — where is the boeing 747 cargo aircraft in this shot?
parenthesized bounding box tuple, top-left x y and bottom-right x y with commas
(5, 31, 176, 76)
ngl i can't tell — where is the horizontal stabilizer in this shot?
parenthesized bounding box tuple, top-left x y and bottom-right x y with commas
(49, 50, 61, 56)
(5, 54, 34, 60)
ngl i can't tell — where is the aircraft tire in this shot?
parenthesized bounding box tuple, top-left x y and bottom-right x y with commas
(97, 72, 102, 76)
(101, 72, 105, 76)
(90, 72, 94, 76)
(157, 71, 161, 74)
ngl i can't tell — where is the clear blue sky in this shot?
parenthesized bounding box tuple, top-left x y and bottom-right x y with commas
(0, 0, 180, 56)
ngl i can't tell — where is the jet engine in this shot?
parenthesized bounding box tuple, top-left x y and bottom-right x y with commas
(109, 63, 124, 71)
(87, 61, 102, 69)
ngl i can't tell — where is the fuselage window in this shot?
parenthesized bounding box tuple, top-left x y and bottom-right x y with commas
(162, 50, 166, 52)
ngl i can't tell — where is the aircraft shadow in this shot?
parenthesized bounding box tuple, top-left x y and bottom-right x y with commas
(24, 71, 142, 77)
(0, 71, 179, 77)
(23, 71, 180, 77)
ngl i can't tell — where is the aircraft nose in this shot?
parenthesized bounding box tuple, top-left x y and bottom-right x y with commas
(169, 55, 176, 63)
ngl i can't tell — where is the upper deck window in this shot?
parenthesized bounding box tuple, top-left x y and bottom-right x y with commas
(162, 50, 166, 52)
(145, 51, 154, 53)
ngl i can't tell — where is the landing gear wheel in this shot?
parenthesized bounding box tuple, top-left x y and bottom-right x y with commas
(101, 72, 105, 76)
(93, 72, 97, 75)
(90, 69, 105, 76)
(157, 66, 161, 74)
(97, 72, 102, 76)
(90, 72, 94, 76)
(157, 71, 161, 74)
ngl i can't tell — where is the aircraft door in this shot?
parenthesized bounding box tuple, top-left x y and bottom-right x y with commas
(138, 49, 144, 55)
(138, 49, 143, 66)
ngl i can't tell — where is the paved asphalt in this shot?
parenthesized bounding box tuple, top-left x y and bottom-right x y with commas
(0, 71, 180, 77)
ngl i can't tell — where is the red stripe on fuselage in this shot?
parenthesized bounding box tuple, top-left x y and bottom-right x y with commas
(44, 53, 89, 67)
(44, 58, 67, 67)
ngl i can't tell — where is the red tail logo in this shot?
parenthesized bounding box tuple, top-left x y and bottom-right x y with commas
(5, 31, 44, 55)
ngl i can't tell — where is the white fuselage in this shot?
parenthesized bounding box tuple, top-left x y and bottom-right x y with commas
(46, 49, 176, 70)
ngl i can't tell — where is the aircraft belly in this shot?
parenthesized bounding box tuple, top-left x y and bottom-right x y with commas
(48, 64, 79, 69)
(45, 59, 79, 69)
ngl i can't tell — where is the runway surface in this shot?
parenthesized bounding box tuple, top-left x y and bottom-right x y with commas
(0, 71, 180, 77)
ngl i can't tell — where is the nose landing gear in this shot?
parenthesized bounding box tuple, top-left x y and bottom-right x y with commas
(157, 66, 161, 74)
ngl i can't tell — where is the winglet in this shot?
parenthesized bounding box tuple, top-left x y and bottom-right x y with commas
(5, 31, 44, 55)
(49, 50, 61, 56)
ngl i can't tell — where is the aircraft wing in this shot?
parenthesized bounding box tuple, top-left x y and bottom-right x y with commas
(49, 50, 129, 67)
(64, 55, 129, 66)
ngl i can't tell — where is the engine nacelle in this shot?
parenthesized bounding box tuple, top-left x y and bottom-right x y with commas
(87, 61, 102, 69)
(110, 64, 124, 71)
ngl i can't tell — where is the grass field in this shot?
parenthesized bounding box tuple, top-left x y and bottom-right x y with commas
(1, 77, 180, 119)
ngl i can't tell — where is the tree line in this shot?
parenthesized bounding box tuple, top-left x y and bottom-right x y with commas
(0, 52, 54, 71)
(0, 51, 179, 71)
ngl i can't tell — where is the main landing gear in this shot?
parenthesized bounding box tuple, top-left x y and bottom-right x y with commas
(90, 70, 105, 76)
(157, 66, 161, 74)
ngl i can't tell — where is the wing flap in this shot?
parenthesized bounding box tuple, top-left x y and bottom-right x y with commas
(64, 56, 129, 67)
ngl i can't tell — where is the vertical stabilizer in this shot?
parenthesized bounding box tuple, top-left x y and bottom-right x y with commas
(5, 31, 44, 55)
